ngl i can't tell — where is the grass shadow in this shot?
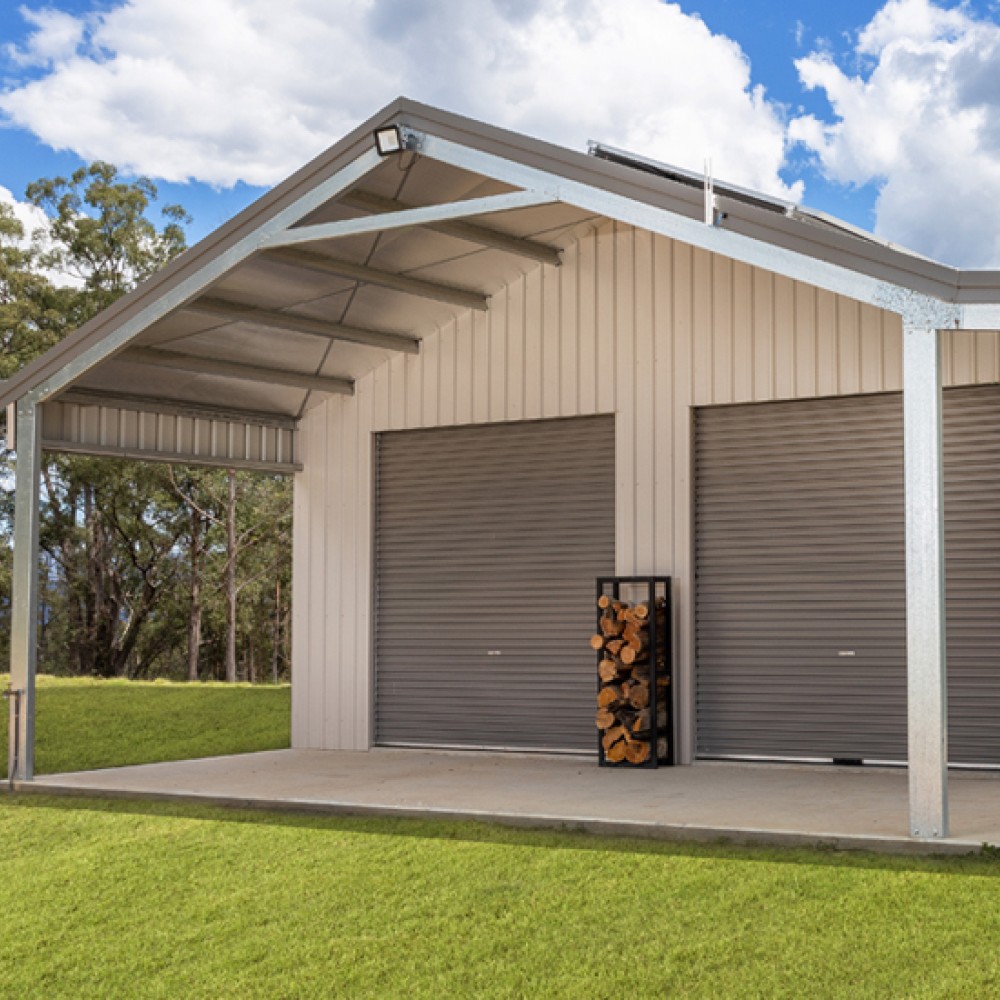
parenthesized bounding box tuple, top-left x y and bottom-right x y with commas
(6, 788, 1000, 878)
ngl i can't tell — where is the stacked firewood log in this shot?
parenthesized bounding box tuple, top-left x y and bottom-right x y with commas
(591, 595, 669, 765)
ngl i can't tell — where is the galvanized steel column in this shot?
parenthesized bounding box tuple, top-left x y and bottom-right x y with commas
(8, 394, 42, 782)
(902, 324, 947, 838)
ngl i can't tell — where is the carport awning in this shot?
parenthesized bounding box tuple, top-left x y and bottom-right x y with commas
(0, 107, 601, 470)
(71, 166, 595, 425)
(5, 95, 1000, 469)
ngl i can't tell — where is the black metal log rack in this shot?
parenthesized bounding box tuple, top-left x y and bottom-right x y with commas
(594, 576, 674, 768)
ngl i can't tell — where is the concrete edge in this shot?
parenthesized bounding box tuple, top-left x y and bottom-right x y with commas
(5, 780, 989, 857)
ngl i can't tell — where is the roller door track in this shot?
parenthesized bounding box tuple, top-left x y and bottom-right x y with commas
(375, 416, 615, 752)
(695, 386, 1000, 766)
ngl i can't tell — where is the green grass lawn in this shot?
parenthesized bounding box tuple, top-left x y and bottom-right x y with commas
(2, 678, 1000, 996)
(1, 796, 1000, 999)
(0, 674, 290, 775)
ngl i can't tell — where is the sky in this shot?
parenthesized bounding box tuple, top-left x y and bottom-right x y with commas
(2, 0, 1000, 267)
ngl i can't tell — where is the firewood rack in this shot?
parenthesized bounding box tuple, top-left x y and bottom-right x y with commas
(595, 576, 674, 768)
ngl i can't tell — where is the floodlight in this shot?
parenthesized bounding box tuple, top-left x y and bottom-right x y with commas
(374, 125, 403, 156)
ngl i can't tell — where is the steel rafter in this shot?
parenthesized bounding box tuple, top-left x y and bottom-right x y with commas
(262, 247, 489, 312)
(120, 346, 355, 395)
(185, 297, 420, 354)
(341, 190, 562, 266)
(262, 189, 557, 251)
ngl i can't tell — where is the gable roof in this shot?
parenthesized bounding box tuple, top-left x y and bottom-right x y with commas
(3, 96, 999, 420)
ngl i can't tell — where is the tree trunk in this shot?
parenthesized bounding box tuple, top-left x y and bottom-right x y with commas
(271, 575, 281, 684)
(225, 468, 238, 684)
(63, 525, 85, 674)
(187, 505, 204, 682)
(109, 576, 157, 676)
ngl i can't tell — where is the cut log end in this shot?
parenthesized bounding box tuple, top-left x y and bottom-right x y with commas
(595, 707, 616, 730)
(601, 724, 627, 753)
(597, 685, 621, 709)
(627, 682, 650, 710)
(598, 658, 619, 683)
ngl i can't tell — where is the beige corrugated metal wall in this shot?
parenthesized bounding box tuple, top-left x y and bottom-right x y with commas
(41, 399, 298, 472)
(291, 219, 1000, 757)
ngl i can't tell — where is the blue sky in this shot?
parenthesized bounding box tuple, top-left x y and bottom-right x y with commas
(2, 0, 1000, 265)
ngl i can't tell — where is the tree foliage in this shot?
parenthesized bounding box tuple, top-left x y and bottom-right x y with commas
(2, 163, 292, 682)
(0, 204, 64, 379)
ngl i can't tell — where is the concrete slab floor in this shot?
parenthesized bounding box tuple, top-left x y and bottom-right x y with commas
(15, 749, 1000, 855)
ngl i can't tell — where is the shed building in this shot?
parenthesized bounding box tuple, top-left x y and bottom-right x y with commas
(5, 98, 1000, 841)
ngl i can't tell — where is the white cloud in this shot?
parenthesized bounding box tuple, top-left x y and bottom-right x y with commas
(0, 0, 802, 201)
(789, 0, 1000, 267)
(4, 6, 86, 68)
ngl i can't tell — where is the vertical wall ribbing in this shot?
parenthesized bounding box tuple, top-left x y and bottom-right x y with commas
(291, 220, 1000, 754)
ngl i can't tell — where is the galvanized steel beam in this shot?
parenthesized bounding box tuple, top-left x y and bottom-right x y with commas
(959, 303, 1000, 330)
(262, 190, 557, 249)
(403, 128, 1000, 326)
(903, 323, 948, 838)
(342, 190, 562, 266)
(120, 346, 355, 395)
(29, 147, 385, 403)
(8, 393, 41, 782)
(185, 297, 420, 354)
(43, 439, 302, 474)
(59, 389, 297, 429)
(263, 247, 489, 312)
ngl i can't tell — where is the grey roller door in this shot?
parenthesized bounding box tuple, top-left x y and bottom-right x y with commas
(375, 415, 615, 751)
(695, 386, 1000, 765)
(695, 394, 908, 761)
(944, 387, 1000, 764)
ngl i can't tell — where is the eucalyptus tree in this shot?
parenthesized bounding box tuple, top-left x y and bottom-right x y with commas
(2, 163, 292, 683)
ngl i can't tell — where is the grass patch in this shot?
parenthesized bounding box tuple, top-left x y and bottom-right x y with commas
(2, 795, 1000, 998)
(0, 674, 290, 775)
(3, 679, 999, 995)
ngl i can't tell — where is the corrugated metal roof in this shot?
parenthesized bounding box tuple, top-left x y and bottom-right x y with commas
(1, 96, 998, 425)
